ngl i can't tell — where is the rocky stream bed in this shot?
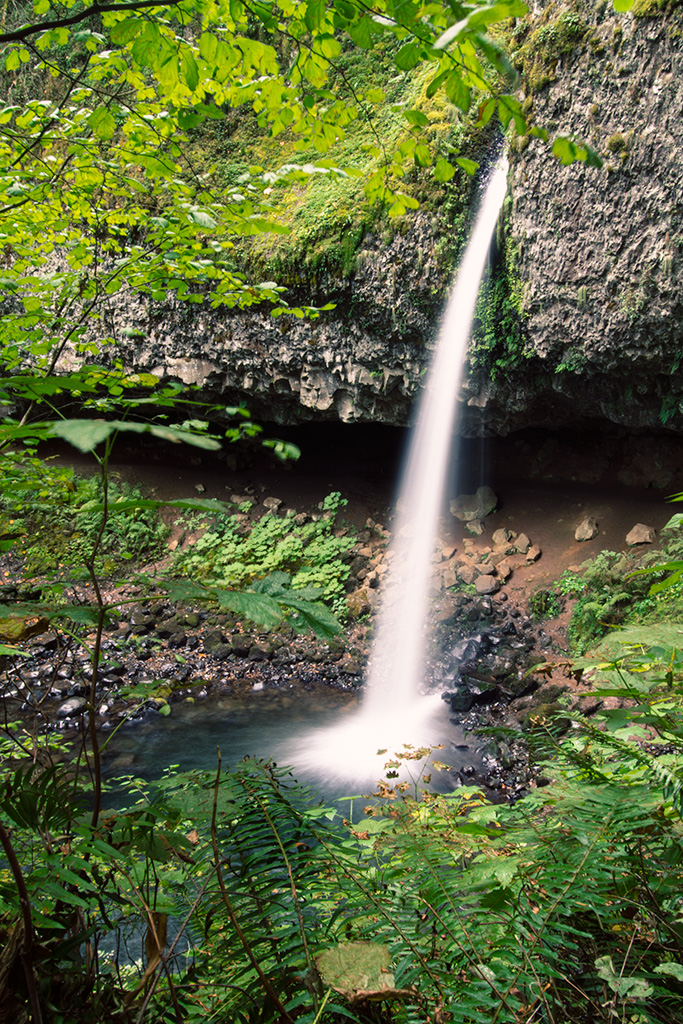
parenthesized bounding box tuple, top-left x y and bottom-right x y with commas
(3, 470, 668, 803)
(1, 425, 677, 803)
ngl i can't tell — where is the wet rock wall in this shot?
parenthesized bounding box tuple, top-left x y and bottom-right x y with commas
(97, 2, 683, 436)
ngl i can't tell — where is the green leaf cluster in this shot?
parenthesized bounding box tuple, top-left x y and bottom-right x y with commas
(174, 491, 356, 614)
(0, 447, 169, 577)
(561, 510, 683, 654)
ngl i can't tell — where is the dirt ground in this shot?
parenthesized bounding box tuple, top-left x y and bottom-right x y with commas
(43, 423, 680, 665)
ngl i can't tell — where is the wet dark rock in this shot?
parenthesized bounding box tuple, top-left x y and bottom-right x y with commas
(248, 643, 272, 662)
(34, 631, 60, 652)
(203, 630, 226, 654)
(211, 643, 235, 662)
(156, 619, 184, 640)
(231, 640, 251, 657)
(447, 690, 475, 713)
(101, 661, 126, 678)
(130, 610, 152, 627)
(130, 624, 152, 637)
(57, 696, 87, 718)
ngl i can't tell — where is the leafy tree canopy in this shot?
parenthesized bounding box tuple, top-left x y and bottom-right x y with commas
(0, 0, 630, 382)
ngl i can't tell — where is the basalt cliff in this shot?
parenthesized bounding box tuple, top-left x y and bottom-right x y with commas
(102, 1, 683, 438)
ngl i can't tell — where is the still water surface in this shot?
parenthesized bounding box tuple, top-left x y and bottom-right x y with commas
(103, 686, 483, 805)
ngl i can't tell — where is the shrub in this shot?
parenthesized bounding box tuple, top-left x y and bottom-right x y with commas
(174, 491, 356, 614)
(0, 448, 168, 578)
(528, 588, 563, 621)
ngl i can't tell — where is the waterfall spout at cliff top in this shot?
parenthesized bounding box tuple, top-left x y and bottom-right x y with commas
(283, 156, 509, 788)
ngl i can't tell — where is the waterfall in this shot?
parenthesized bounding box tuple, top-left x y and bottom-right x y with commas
(364, 155, 509, 712)
(283, 155, 509, 789)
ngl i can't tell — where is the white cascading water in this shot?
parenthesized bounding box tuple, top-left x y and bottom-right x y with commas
(284, 155, 509, 789)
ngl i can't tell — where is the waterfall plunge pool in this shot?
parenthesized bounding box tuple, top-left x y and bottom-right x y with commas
(102, 684, 488, 808)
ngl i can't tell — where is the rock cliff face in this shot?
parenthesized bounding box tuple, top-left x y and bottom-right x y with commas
(467, 0, 683, 436)
(104, 213, 445, 426)
(107, 1, 683, 435)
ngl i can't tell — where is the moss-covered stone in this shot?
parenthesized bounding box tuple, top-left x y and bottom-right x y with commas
(512, 4, 589, 93)
(632, 0, 682, 18)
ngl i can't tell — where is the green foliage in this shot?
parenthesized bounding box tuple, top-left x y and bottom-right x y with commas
(5, 604, 683, 1023)
(0, 3, 625, 1021)
(6, 701, 683, 1023)
(469, 231, 531, 378)
(632, 0, 683, 17)
(606, 131, 628, 153)
(562, 509, 683, 653)
(0, 0, 601, 382)
(512, 7, 589, 93)
(174, 491, 356, 614)
(528, 587, 562, 621)
(0, 0, 552, 378)
(0, 449, 168, 576)
(554, 349, 588, 375)
(564, 550, 648, 653)
(556, 569, 585, 597)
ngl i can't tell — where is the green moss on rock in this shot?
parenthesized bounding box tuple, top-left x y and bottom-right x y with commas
(632, 0, 682, 18)
(513, 5, 589, 92)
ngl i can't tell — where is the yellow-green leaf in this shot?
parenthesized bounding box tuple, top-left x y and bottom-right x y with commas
(434, 158, 455, 182)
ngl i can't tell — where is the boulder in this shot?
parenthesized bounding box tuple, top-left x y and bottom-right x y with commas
(575, 516, 599, 542)
(513, 533, 531, 555)
(496, 560, 512, 580)
(457, 563, 478, 586)
(346, 589, 372, 618)
(625, 524, 656, 546)
(475, 575, 500, 596)
(248, 643, 272, 661)
(450, 485, 497, 523)
(441, 566, 458, 589)
(476, 562, 496, 576)
(57, 697, 87, 718)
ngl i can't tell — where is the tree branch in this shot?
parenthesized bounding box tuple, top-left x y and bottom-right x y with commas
(0, 822, 44, 1024)
(0, 0, 183, 44)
